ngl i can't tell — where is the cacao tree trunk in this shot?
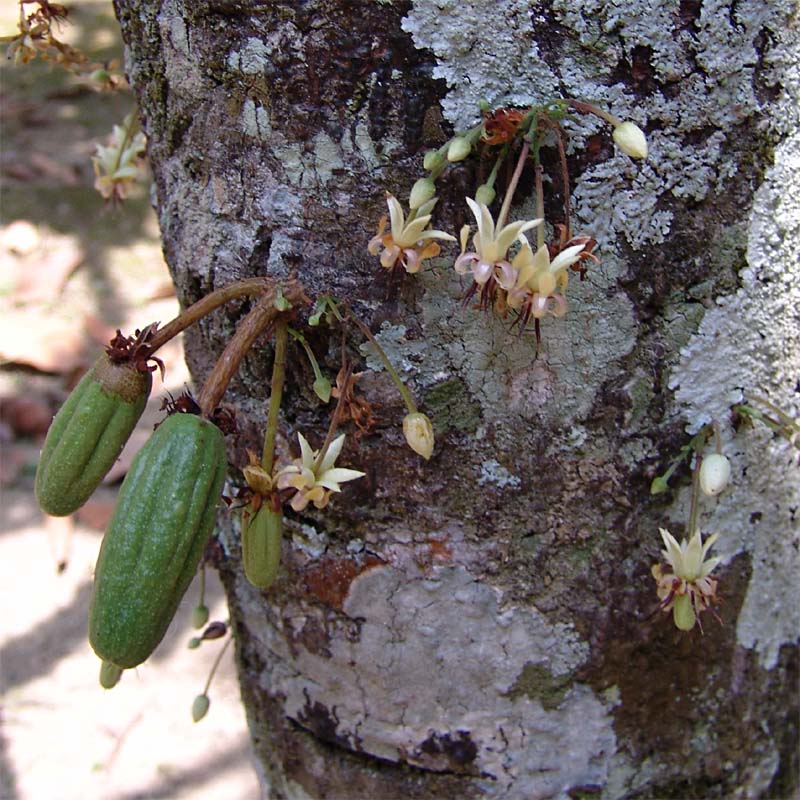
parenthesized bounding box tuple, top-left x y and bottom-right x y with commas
(113, 1, 799, 797)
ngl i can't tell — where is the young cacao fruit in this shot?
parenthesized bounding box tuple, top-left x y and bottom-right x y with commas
(241, 503, 283, 590)
(88, 412, 227, 669)
(35, 353, 152, 516)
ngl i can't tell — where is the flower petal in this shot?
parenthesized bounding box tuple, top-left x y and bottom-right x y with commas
(417, 229, 457, 242)
(459, 224, 470, 252)
(454, 252, 477, 275)
(495, 218, 542, 257)
(550, 243, 587, 272)
(416, 197, 438, 217)
(494, 260, 517, 290)
(387, 195, 406, 240)
(519, 243, 551, 287)
(297, 433, 316, 469)
(319, 433, 346, 473)
(399, 215, 434, 246)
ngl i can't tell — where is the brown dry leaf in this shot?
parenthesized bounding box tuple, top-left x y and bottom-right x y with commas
(331, 366, 376, 435)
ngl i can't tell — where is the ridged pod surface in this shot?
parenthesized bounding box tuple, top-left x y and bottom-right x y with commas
(242, 504, 283, 589)
(35, 353, 152, 516)
(89, 413, 227, 669)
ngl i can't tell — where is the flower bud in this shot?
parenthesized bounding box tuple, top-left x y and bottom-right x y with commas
(192, 694, 210, 722)
(474, 184, 496, 206)
(243, 463, 273, 495)
(409, 177, 436, 210)
(699, 453, 731, 496)
(403, 412, 434, 460)
(650, 476, 669, 495)
(672, 594, 696, 631)
(99, 660, 123, 690)
(423, 149, 445, 171)
(447, 136, 472, 162)
(612, 121, 648, 159)
(313, 376, 332, 403)
(191, 604, 210, 629)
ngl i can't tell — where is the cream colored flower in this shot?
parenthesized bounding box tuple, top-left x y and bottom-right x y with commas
(276, 433, 365, 512)
(454, 198, 542, 289)
(506, 235, 586, 320)
(368, 194, 455, 274)
(652, 528, 721, 631)
(92, 116, 146, 202)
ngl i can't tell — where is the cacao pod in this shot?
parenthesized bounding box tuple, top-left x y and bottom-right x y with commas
(35, 353, 152, 516)
(89, 412, 227, 669)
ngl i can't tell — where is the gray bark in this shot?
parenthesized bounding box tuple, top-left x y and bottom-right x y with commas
(113, 1, 799, 797)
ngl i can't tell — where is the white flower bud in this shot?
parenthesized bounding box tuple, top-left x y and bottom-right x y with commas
(447, 136, 472, 162)
(403, 412, 434, 460)
(699, 453, 731, 496)
(474, 184, 496, 205)
(612, 121, 648, 159)
(409, 177, 436, 210)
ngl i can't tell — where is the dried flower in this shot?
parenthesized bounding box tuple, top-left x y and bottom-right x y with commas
(368, 194, 455, 275)
(481, 108, 526, 146)
(403, 412, 434, 460)
(276, 432, 365, 512)
(699, 454, 731, 497)
(652, 528, 721, 631)
(612, 121, 648, 159)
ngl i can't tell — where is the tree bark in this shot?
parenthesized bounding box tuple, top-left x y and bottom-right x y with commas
(113, 1, 799, 797)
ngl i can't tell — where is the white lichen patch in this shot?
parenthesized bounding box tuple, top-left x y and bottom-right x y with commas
(402, 1, 560, 129)
(479, 459, 521, 489)
(227, 37, 271, 75)
(245, 553, 615, 799)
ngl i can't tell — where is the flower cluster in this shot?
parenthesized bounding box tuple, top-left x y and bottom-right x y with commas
(368, 194, 455, 275)
(456, 199, 591, 322)
(276, 432, 365, 512)
(651, 528, 720, 631)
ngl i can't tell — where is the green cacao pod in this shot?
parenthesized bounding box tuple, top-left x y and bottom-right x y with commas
(35, 353, 152, 517)
(89, 412, 227, 669)
(242, 503, 283, 589)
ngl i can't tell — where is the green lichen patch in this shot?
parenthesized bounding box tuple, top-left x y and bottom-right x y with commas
(423, 377, 481, 434)
(504, 662, 574, 711)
